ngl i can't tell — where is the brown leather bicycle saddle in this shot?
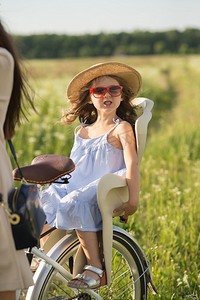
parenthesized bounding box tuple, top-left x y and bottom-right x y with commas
(13, 154, 75, 184)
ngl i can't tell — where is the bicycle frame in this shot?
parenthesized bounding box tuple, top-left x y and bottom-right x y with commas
(26, 245, 103, 300)
(25, 226, 156, 300)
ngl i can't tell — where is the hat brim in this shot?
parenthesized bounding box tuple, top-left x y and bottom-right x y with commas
(67, 62, 142, 101)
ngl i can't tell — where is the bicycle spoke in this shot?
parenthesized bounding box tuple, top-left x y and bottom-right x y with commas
(112, 282, 134, 299)
(26, 232, 147, 299)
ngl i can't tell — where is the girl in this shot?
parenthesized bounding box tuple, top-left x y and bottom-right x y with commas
(0, 20, 35, 299)
(40, 62, 142, 289)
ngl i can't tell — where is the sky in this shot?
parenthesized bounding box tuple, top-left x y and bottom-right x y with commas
(0, 0, 200, 35)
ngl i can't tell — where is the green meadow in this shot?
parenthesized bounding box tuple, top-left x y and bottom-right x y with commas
(12, 55, 200, 299)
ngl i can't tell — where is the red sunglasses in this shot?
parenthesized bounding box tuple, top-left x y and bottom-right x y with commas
(89, 85, 123, 98)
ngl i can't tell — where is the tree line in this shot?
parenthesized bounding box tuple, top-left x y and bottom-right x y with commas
(13, 28, 200, 59)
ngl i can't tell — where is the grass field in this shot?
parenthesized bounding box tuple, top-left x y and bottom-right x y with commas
(12, 55, 200, 299)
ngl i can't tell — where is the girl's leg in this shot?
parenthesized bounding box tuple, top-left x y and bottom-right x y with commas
(0, 291, 16, 300)
(73, 244, 87, 277)
(40, 223, 52, 248)
(97, 230, 104, 264)
(72, 230, 103, 285)
(77, 230, 103, 269)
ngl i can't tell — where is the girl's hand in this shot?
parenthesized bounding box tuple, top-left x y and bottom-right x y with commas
(113, 201, 138, 219)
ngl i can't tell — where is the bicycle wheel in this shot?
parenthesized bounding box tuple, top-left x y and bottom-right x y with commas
(26, 226, 147, 300)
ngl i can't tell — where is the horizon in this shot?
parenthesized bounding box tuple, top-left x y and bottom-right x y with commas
(1, 0, 200, 36)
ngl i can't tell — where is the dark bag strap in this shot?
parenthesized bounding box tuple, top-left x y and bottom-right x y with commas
(8, 140, 24, 180)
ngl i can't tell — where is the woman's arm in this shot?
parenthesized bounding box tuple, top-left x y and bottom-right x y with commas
(0, 48, 14, 101)
(113, 122, 140, 219)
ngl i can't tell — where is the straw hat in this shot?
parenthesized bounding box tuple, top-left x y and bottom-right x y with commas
(67, 62, 142, 101)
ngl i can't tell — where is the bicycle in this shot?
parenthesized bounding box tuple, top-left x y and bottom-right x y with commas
(15, 97, 157, 300)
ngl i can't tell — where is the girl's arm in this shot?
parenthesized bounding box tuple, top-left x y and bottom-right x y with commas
(113, 122, 140, 219)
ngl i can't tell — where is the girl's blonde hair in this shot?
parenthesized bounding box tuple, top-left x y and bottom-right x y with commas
(62, 75, 138, 128)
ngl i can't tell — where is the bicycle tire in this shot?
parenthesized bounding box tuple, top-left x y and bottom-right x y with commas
(26, 227, 147, 300)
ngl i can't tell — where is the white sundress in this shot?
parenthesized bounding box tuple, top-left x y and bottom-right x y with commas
(40, 120, 126, 232)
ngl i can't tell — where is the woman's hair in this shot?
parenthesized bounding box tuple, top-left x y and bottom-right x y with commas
(62, 75, 138, 128)
(0, 20, 35, 140)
